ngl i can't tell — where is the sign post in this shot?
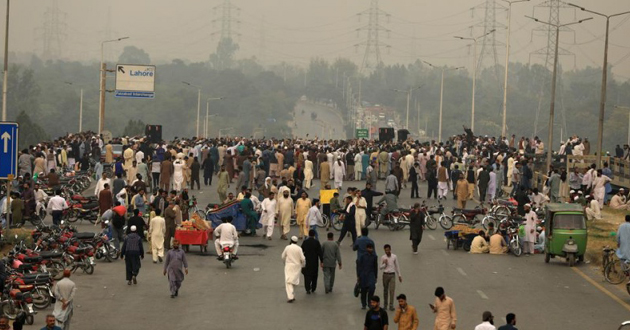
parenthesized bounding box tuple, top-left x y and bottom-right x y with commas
(0, 122, 18, 180)
(115, 64, 156, 99)
(356, 128, 368, 139)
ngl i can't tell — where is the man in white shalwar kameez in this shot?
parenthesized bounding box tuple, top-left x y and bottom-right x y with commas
(523, 204, 538, 256)
(149, 209, 166, 263)
(53, 270, 76, 329)
(282, 236, 306, 303)
(304, 159, 314, 189)
(332, 160, 346, 189)
(261, 192, 278, 240)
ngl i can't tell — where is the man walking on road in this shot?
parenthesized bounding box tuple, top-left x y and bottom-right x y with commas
(430, 287, 457, 330)
(393, 294, 418, 330)
(301, 230, 322, 294)
(52, 270, 76, 330)
(321, 232, 342, 294)
(497, 313, 517, 330)
(149, 209, 166, 263)
(282, 236, 305, 303)
(357, 243, 378, 310)
(474, 311, 496, 330)
(364, 295, 388, 330)
(409, 203, 424, 254)
(163, 239, 188, 298)
(380, 244, 402, 311)
(121, 225, 144, 285)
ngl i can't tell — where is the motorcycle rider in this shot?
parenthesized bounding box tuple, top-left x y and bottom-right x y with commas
(214, 216, 239, 260)
(377, 192, 399, 217)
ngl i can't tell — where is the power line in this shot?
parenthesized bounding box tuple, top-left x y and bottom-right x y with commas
(356, 0, 390, 74)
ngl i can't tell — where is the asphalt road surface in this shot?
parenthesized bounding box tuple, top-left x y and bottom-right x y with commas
(20, 178, 630, 330)
(292, 101, 346, 140)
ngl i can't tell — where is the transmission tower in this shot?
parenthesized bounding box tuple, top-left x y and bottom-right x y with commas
(38, 0, 67, 61)
(530, 0, 575, 137)
(211, 0, 241, 42)
(471, 0, 506, 77)
(355, 0, 390, 75)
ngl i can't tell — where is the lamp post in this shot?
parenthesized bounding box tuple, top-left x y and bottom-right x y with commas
(205, 97, 224, 138)
(526, 15, 592, 170)
(99, 36, 129, 135)
(393, 86, 422, 130)
(2, 0, 9, 122)
(568, 3, 630, 166)
(423, 62, 463, 143)
(182, 81, 201, 138)
(64, 82, 84, 132)
(501, 0, 529, 138)
(454, 29, 495, 132)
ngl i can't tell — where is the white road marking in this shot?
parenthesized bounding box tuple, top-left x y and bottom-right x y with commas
(428, 234, 436, 241)
(441, 250, 449, 256)
(347, 314, 356, 326)
(477, 290, 489, 299)
(456, 267, 467, 276)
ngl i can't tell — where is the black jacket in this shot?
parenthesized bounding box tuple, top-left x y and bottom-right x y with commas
(126, 216, 146, 239)
(301, 237, 322, 276)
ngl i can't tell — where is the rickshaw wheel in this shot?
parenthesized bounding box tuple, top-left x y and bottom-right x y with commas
(568, 253, 576, 267)
(544, 253, 550, 263)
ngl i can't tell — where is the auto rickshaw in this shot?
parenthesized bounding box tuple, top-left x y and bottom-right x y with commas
(544, 203, 587, 267)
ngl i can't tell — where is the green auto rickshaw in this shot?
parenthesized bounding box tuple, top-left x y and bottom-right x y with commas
(544, 203, 587, 267)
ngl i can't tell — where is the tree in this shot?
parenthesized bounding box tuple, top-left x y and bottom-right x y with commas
(209, 38, 239, 70)
(121, 119, 146, 137)
(16, 111, 48, 149)
(118, 46, 151, 64)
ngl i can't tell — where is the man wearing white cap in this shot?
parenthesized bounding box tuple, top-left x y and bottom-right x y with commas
(281, 236, 305, 303)
(585, 195, 602, 221)
(610, 189, 630, 210)
(523, 204, 537, 256)
(121, 225, 144, 285)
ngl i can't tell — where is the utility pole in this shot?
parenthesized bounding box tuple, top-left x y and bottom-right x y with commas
(472, 0, 506, 84)
(569, 3, 630, 166)
(356, 0, 390, 74)
(501, 0, 529, 138)
(182, 81, 201, 138)
(455, 29, 495, 132)
(527, 15, 592, 170)
(393, 86, 421, 130)
(2, 0, 9, 122)
(205, 97, 224, 138)
(39, 0, 67, 61)
(424, 62, 463, 143)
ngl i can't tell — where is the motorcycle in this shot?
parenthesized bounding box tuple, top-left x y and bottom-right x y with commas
(66, 243, 96, 275)
(1, 286, 36, 325)
(220, 244, 236, 269)
(373, 204, 407, 231)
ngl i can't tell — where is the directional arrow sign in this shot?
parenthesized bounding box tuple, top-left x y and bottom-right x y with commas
(117, 66, 125, 74)
(0, 122, 18, 179)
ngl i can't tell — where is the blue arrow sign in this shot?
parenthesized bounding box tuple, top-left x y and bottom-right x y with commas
(0, 122, 19, 179)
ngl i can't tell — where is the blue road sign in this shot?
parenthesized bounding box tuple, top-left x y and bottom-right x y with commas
(0, 122, 18, 179)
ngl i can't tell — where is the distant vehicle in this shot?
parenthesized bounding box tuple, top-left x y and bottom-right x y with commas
(101, 144, 123, 162)
(311, 112, 317, 120)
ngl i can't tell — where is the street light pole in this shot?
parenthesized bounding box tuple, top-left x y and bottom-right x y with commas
(614, 106, 630, 146)
(527, 15, 592, 170)
(2, 0, 9, 122)
(455, 29, 495, 132)
(182, 81, 202, 138)
(394, 86, 422, 130)
(99, 36, 129, 135)
(501, 0, 529, 138)
(568, 3, 630, 167)
(205, 97, 224, 138)
(79, 88, 83, 132)
(424, 61, 463, 143)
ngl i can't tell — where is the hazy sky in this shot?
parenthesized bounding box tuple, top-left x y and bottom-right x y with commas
(7, 0, 630, 78)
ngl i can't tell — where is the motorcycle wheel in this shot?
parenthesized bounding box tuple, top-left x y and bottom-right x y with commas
(452, 215, 466, 225)
(426, 214, 438, 230)
(26, 314, 33, 325)
(482, 216, 497, 231)
(439, 215, 453, 230)
(375, 214, 382, 230)
(510, 239, 522, 257)
(108, 243, 119, 260)
(568, 253, 576, 267)
(1, 300, 17, 319)
(332, 215, 343, 231)
(66, 209, 79, 223)
(387, 218, 398, 231)
(30, 215, 43, 227)
(84, 264, 95, 275)
(225, 259, 232, 269)
(48, 261, 65, 281)
(88, 216, 98, 224)
(494, 206, 510, 222)
(318, 214, 329, 228)
(32, 288, 51, 309)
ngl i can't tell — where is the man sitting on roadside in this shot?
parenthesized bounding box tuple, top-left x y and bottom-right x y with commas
(610, 188, 630, 210)
(489, 231, 508, 255)
(470, 230, 489, 254)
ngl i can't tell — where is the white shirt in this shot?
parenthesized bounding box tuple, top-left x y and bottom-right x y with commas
(94, 178, 111, 196)
(34, 189, 48, 203)
(380, 253, 401, 275)
(214, 223, 239, 245)
(474, 321, 496, 330)
(47, 195, 68, 211)
(135, 150, 145, 164)
(307, 205, 323, 226)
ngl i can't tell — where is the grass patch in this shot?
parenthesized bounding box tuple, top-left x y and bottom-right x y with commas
(585, 208, 627, 268)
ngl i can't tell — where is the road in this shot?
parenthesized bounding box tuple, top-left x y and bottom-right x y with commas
(20, 178, 630, 330)
(292, 101, 346, 140)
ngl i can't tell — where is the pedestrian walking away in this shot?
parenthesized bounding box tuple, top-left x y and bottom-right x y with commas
(301, 230, 323, 294)
(149, 208, 166, 263)
(121, 225, 145, 285)
(497, 313, 518, 330)
(52, 270, 76, 330)
(321, 232, 342, 294)
(163, 239, 188, 298)
(409, 203, 424, 254)
(282, 236, 305, 303)
(380, 244, 402, 311)
(474, 311, 496, 330)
